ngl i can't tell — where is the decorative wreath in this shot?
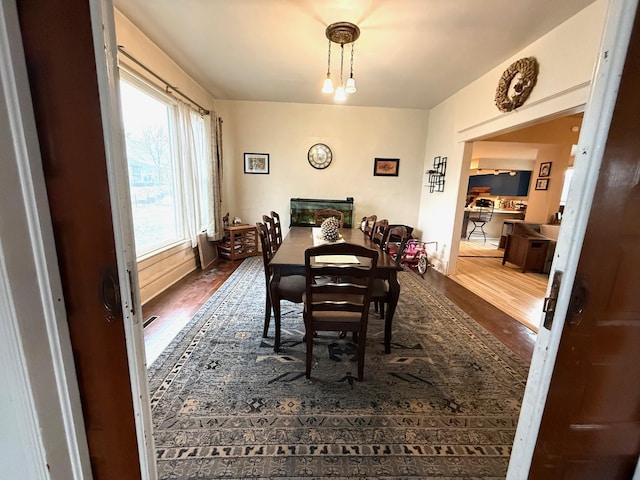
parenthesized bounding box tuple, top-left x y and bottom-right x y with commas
(495, 57, 539, 112)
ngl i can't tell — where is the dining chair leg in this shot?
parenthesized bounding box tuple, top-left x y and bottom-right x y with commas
(384, 316, 392, 354)
(262, 295, 271, 338)
(305, 326, 313, 379)
(272, 300, 282, 352)
(357, 335, 366, 380)
(383, 273, 400, 354)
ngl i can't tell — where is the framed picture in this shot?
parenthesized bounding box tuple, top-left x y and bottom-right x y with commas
(535, 178, 549, 190)
(538, 162, 552, 177)
(244, 153, 269, 174)
(373, 158, 400, 177)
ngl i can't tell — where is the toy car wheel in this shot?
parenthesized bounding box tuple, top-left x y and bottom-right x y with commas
(417, 254, 428, 275)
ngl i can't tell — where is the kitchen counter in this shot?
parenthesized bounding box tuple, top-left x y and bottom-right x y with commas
(464, 207, 526, 214)
(462, 209, 526, 240)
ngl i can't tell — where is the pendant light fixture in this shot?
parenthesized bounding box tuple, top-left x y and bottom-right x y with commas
(321, 22, 360, 101)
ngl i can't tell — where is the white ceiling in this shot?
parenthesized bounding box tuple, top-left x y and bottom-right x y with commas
(113, 0, 598, 110)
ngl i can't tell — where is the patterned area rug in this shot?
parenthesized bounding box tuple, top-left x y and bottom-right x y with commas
(148, 257, 528, 479)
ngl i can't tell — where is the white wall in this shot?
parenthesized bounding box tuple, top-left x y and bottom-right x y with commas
(417, 0, 609, 274)
(216, 100, 429, 232)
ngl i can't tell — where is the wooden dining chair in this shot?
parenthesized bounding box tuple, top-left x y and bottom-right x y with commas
(371, 219, 389, 246)
(303, 242, 378, 380)
(256, 222, 306, 352)
(381, 225, 410, 256)
(360, 215, 377, 239)
(371, 225, 411, 336)
(314, 208, 344, 228)
(270, 210, 283, 249)
(262, 214, 278, 255)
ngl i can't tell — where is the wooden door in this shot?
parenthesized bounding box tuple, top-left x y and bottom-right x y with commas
(529, 10, 640, 479)
(17, 0, 142, 478)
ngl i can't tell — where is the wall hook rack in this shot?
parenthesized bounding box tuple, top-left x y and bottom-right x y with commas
(427, 156, 447, 192)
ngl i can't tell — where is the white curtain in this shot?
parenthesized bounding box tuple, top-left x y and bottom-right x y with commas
(176, 101, 199, 247)
(176, 101, 223, 246)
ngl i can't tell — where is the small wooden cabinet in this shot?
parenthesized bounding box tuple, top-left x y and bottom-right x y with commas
(502, 234, 550, 273)
(217, 225, 258, 261)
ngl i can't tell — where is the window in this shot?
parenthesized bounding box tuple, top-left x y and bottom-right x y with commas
(119, 75, 183, 256)
(119, 69, 216, 258)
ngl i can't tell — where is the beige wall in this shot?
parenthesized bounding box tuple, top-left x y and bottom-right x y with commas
(115, 8, 429, 303)
(115, 9, 216, 304)
(417, 0, 608, 274)
(216, 100, 429, 233)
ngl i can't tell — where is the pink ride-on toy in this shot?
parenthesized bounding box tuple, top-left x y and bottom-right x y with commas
(401, 239, 437, 276)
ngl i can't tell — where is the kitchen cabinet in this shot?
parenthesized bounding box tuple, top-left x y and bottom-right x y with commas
(467, 171, 532, 196)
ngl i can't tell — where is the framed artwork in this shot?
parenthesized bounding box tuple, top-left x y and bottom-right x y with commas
(244, 153, 269, 174)
(538, 162, 552, 177)
(373, 158, 400, 177)
(535, 178, 549, 190)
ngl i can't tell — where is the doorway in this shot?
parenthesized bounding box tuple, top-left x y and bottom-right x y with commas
(451, 113, 583, 331)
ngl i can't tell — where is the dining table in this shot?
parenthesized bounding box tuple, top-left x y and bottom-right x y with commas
(269, 226, 402, 353)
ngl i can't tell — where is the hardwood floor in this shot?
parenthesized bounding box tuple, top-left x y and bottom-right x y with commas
(142, 259, 241, 364)
(451, 240, 549, 332)
(142, 256, 536, 365)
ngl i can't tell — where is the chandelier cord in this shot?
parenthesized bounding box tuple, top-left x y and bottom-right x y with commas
(326, 38, 332, 75)
(349, 43, 354, 78)
(340, 43, 345, 85)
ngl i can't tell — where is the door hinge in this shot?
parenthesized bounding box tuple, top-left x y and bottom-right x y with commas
(543, 270, 563, 330)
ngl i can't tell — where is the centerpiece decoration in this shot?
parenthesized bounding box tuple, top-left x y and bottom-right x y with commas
(320, 217, 341, 242)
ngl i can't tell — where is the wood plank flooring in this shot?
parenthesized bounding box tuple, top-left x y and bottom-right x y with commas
(451, 240, 549, 332)
(142, 260, 241, 365)
(142, 256, 536, 365)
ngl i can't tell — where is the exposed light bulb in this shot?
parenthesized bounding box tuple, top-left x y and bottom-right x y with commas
(509, 170, 517, 176)
(334, 85, 347, 102)
(345, 76, 357, 94)
(322, 75, 334, 94)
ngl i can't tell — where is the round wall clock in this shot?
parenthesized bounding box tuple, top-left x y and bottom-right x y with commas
(307, 143, 333, 169)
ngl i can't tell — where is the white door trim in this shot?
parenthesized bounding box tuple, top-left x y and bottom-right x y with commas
(89, 1, 157, 478)
(507, 0, 640, 477)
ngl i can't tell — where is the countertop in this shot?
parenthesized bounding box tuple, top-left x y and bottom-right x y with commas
(464, 208, 526, 214)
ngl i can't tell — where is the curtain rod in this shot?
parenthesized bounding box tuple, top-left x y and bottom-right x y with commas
(117, 45, 210, 116)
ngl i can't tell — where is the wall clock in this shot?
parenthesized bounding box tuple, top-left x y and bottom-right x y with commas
(307, 143, 333, 169)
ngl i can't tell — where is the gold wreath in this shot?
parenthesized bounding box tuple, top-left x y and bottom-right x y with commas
(495, 57, 539, 112)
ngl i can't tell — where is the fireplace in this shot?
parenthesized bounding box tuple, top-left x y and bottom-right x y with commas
(290, 197, 355, 228)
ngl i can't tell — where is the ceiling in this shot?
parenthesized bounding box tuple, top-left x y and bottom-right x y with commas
(113, 0, 598, 110)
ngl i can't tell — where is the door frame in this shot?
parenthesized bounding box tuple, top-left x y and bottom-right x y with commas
(507, 0, 640, 476)
(0, 0, 155, 477)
